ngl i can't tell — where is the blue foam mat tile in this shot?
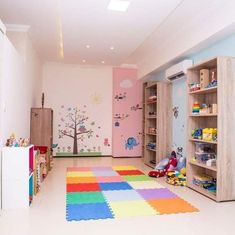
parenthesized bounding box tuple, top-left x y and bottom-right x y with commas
(66, 203, 114, 221)
(99, 182, 133, 191)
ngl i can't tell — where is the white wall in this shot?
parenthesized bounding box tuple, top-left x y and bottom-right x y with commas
(0, 31, 42, 146)
(42, 63, 112, 156)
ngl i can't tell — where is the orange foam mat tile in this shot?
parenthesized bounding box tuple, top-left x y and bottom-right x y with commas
(147, 198, 199, 215)
(67, 177, 97, 184)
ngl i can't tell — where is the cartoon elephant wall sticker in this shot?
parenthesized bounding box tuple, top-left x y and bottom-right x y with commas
(125, 137, 139, 150)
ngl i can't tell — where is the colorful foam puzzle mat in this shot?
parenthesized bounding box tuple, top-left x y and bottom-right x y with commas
(66, 166, 198, 221)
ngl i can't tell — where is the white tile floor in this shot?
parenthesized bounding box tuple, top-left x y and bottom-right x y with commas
(0, 157, 235, 235)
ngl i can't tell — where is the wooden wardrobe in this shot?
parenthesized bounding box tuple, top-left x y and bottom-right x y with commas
(30, 108, 53, 149)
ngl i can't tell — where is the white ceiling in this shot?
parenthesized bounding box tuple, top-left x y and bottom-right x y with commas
(0, 0, 183, 65)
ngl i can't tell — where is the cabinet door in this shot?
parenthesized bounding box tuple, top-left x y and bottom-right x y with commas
(30, 109, 43, 146)
(41, 109, 52, 148)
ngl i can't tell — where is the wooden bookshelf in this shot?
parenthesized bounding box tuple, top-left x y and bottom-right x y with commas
(189, 86, 217, 94)
(188, 160, 217, 172)
(189, 113, 218, 117)
(187, 56, 235, 202)
(143, 81, 172, 168)
(189, 138, 217, 145)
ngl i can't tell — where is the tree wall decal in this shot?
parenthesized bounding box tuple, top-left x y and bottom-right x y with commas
(58, 106, 94, 154)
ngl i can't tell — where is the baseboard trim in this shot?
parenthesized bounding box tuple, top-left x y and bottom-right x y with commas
(54, 155, 112, 158)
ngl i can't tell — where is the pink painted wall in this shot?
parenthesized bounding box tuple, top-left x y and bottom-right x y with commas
(112, 68, 142, 157)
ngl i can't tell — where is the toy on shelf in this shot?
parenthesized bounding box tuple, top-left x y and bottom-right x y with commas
(193, 174, 216, 193)
(148, 127, 156, 134)
(34, 146, 50, 180)
(202, 128, 217, 142)
(148, 111, 156, 116)
(211, 103, 217, 114)
(5, 133, 30, 147)
(206, 69, 217, 88)
(200, 69, 210, 89)
(146, 142, 156, 150)
(200, 103, 210, 114)
(147, 95, 157, 102)
(188, 82, 200, 92)
(191, 101, 218, 115)
(192, 102, 200, 113)
(148, 151, 177, 178)
(191, 128, 203, 139)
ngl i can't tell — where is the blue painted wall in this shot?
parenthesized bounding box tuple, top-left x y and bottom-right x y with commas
(152, 33, 235, 157)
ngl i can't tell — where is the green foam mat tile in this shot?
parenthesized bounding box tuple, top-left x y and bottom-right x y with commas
(67, 192, 106, 204)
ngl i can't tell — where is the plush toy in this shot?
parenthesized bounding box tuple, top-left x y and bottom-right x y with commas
(148, 151, 177, 178)
(175, 155, 186, 172)
(165, 154, 177, 171)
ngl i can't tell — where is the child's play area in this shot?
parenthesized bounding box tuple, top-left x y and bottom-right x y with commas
(0, 1, 235, 235)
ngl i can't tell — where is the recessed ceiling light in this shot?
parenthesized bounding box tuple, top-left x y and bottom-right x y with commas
(86, 45, 91, 49)
(110, 46, 115, 50)
(101, 61, 105, 64)
(82, 59, 86, 63)
(107, 0, 130, 12)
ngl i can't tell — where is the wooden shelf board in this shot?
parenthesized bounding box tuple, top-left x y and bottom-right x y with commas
(189, 138, 217, 145)
(146, 148, 156, 152)
(188, 57, 217, 70)
(189, 87, 217, 95)
(189, 113, 217, 117)
(146, 133, 157, 136)
(188, 183, 216, 201)
(146, 100, 157, 104)
(188, 160, 217, 172)
(146, 84, 157, 89)
(146, 116, 157, 119)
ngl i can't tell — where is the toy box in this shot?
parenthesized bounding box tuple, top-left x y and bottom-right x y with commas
(195, 152, 216, 163)
(195, 142, 214, 153)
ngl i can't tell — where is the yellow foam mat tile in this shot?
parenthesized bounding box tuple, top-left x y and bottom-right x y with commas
(112, 166, 137, 171)
(109, 200, 159, 218)
(128, 181, 165, 189)
(67, 171, 94, 177)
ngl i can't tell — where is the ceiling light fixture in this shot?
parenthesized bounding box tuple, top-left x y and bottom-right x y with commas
(110, 46, 115, 50)
(56, 0, 64, 59)
(86, 45, 91, 49)
(101, 61, 105, 64)
(82, 59, 86, 63)
(107, 0, 130, 12)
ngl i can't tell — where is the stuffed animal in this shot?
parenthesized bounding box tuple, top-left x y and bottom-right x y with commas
(148, 151, 178, 178)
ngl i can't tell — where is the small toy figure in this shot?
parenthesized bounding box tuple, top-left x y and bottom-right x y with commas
(206, 70, 217, 88)
(200, 103, 210, 114)
(21, 138, 29, 147)
(5, 139, 10, 146)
